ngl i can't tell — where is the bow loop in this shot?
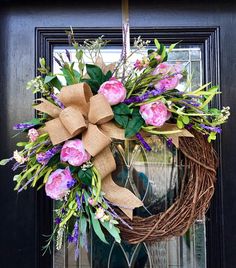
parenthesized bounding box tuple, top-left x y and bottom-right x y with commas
(88, 94, 114, 125)
(59, 83, 93, 116)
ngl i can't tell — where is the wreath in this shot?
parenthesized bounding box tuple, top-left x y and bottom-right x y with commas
(1, 31, 229, 258)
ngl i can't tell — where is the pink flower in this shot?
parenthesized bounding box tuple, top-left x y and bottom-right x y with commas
(61, 139, 90, 166)
(134, 59, 144, 70)
(154, 76, 180, 90)
(152, 63, 173, 76)
(45, 167, 74, 200)
(28, 128, 39, 142)
(98, 78, 126, 105)
(88, 197, 97, 206)
(140, 101, 171, 127)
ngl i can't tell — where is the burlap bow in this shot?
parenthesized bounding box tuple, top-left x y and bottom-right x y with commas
(35, 83, 143, 219)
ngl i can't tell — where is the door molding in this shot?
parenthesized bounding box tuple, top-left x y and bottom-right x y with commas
(35, 26, 222, 268)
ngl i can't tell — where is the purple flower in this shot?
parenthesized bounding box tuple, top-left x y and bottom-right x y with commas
(65, 49, 71, 62)
(50, 93, 65, 109)
(76, 193, 82, 209)
(68, 234, 74, 243)
(167, 138, 173, 148)
(67, 179, 76, 189)
(135, 133, 152, 151)
(124, 87, 165, 104)
(54, 217, 61, 225)
(186, 123, 193, 130)
(54, 56, 62, 67)
(36, 145, 62, 165)
(199, 124, 222, 133)
(13, 123, 35, 130)
(182, 99, 200, 107)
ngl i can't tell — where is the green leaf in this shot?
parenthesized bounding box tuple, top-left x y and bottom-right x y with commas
(47, 153, 60, 167)
(61, 66, 77, 85)
(78, 168, 93, 186)
(154, 39, 161, 50)
(89, 209, 108, 244)
(208, 132, 217, 142)
(168, 41, 180, 53)
(83, 79, 100, 93)
(16, 142, 28, 147)
(73, 70, 81, 82)
(182, 115, 190, 124)
(114, 114, 128, 128)
(125, 108, 144, 138)
(44, 75, 62, 90)
(101, 221, 121, 243)
(86, 64, 104, 83)
(79, 215, 87, 234)
(177, 119, 184, 129)
(105, 70, 112, 81)
(44, 75, 56, 84)
(0, 158, 11, 165)
(76, 49, 83, 61)
(113, 103, 131, 115)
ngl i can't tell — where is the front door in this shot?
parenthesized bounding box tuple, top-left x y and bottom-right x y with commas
(0, 1, 235, 268)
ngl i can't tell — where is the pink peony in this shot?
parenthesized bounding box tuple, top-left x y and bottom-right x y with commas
(98, 78, 126, 105)
(140, 101, 171, 127)
(28, 128, 39, 142)
(61, 139, 90, 166)
(154, 76, 180, 90)
(45, 167, 74, 200)
(152, 63, 173, 76)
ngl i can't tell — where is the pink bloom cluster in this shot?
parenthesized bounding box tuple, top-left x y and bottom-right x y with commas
(98, 78, 126, 105)
(153, 63, 183, 90)
(60, 139, 90, 166)
(140, 101, 171, 127)
(45, 167, 74, 200)
(28, 128, 39, 142)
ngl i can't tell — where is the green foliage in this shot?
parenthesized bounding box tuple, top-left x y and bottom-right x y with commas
(125, 108, 145, 138)
(78, 168, 93, 186)
(113, 103, 131, 128)
(89, 208, 108, 244)
(84, 64, 111, 93)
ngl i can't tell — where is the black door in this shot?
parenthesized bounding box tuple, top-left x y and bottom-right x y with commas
(0, 1, 235, 268)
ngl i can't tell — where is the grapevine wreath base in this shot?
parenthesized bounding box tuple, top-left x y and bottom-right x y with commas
(118, 130, 218, 244)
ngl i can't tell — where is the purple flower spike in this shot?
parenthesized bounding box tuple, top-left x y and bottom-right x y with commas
(13, 123, 35, 130)
(124, 87, 165, 105)
(199, 124, 222, 133)
(50, 93, 65, 109)
(36, 145, 62, 165)
(136, 132, 152, 151)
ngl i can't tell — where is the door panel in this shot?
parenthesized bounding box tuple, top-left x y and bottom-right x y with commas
(1, 1, 236, 268)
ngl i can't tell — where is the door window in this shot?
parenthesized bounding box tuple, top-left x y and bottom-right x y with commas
(52, 44, 206, 268)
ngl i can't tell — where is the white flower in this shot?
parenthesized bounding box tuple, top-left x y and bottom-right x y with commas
(13, 150, 26, 164)
(95, 207, 105, 220)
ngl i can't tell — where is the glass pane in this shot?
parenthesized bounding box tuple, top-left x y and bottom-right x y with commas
(52, 44, 205, 268)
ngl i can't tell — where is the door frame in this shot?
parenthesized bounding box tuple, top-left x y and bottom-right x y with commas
(36, 26, 222, 268)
